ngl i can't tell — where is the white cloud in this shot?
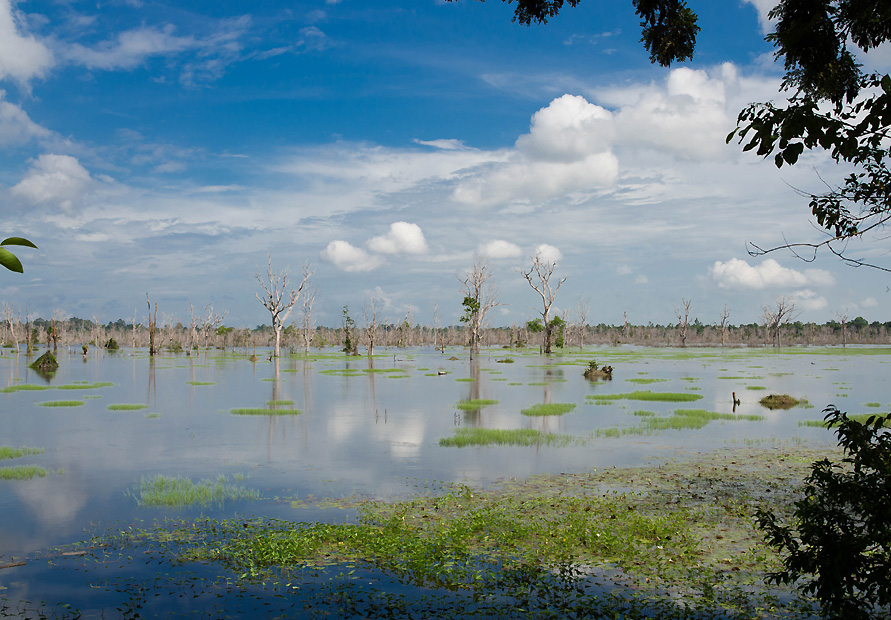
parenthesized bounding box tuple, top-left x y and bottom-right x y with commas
(414, 138, 469, 151)
(366, 222, 428, 255)
(860, 297, 878, 309)
(12, 154, 93, 210)
(635, 274, 649, 285)
(478, 239, 521, 259)
(534, 243, 562, 264)
(66, 24, 195, 70)
(0, 0, 54, 84)
(789, 290, 827, 313)
(320, 240, 383, 272)
(709, 258, 835, 290)
(297, 26, 332, 52)
(741, 0, 776, 33)
(516, 94, 613, 161)
(0, 89, 52, 145)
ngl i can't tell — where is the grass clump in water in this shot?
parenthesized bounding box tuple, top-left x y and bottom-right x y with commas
(230, 407, 302, 416)
(440, 428, 573, 447)
(0, 384, 51, 393)
(456, 399, 498, 410)
(58, 381, 114, 390)
(800, 412, 889, 428)
(521, 403, 576, 417)
(266, 400, 295, 406)
(759, 394, 800, 410)
(0, 465, 46, 480)
(38, 400, 84, 407)
(186, 381, 215, 386)
(108, 403, 149, 411)
(133, 474, 260, 508)
(586, 391, 703, 403)
(0, 446, 43, 460)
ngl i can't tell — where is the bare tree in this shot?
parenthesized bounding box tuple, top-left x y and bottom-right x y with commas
(762, 296, 798, 347)
(575, 296, 590, 349)
(675, 298, 692, 348)
(719, 304, 731, 347)
(458, 259, 500, 357)
(256, 257, 312, 357)
(2, 303, 19, 354)
(187, 302, 200, 353)
(522, 250, 566, 354)
(833, 308, 849, 347)
(300, 286, 317, 353)
(201, 303, 228, 350)
(363, 297, 382, 356)
(146, 294, 158, 356)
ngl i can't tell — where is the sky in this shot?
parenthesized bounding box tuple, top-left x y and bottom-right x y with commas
(0, 0, 889, 330)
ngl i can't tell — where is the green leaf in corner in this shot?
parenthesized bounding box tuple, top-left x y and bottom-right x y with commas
(1, 237, 37, 249)
(0, 247, 24, 273)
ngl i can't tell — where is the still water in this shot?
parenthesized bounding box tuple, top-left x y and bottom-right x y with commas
(1, 344, 888, 615)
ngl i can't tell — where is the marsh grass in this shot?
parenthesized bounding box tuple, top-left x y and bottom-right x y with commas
(520, 403, 576, 416)
(230, 407, 302, 416)
(58, 381, 114, 390)
(800, 412, 889, 428)
(108, 403, 149, 411)
(586, 391, 703, 403)
(455, 399, 498, 410)
(626, 377, 668, 384)
(133, 474, 260, 508)
(266, 400, 295, 406)
(186, 381, 215, 386)
(0, 446, 43, 460)
(0, 465, 46, 480)
(38, 400, 85, 407)
(439, 428, 574, 447)
(91, 447, 833, 619)
(0, 384, 51, 393)
(597, 409, 764, 437)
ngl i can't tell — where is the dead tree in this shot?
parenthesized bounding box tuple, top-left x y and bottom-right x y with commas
(675, 298, 692, 348)
(300, 286, 317, 353)
(762, 296, 798, 347)
(459, 259, 500, 357)
(363, 297, 382, 356)
(719, 304, 731, 347)
(2, 303, 19, 354)
(201, 303, 228, 349)
(522, 250, 566, 354)
(256, 257, 311, 357)
(146, 293, 157, 356)
(833, 308, 849, 347)
(575, 296, 590, 349)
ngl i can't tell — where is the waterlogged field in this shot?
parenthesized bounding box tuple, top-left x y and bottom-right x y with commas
(1, 344, 889, 618)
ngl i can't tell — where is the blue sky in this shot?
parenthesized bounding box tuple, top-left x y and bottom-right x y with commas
(1, 0, 889, 330)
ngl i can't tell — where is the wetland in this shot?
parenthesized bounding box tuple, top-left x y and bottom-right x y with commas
(1, 344, 888, 618)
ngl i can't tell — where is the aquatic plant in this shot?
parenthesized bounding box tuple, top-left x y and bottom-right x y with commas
(108, 403, 149, 411)
(38, 400, 85, 407)
(439, 428, 573, 447)
(455, 399, 498, 410)
(586, 391, 703, 403)
(0, 465, 46, 480)
(0, 446, 43, 460)
(759, 394, 800, 410)
(230, 407, 302, 416)
(133, 474, 260, 508)
(520, 403, 576, 416)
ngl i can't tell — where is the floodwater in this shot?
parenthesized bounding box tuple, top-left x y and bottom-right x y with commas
(1, 344, 888, 616)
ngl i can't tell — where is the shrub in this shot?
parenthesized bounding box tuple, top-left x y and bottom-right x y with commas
(756, 406, 891, 619)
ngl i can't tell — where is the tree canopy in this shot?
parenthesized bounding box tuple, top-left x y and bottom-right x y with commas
(445, 0, 700, 65)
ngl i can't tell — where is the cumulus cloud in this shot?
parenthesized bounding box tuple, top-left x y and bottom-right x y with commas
(709, 258, 835, 290)
(0, 0, 54, 84)
(516, 94, 613, 161)
(0, 89, 52, 145)
(861, 297, 878, 308)
(534, 243, 563, 264)
(320, 240, 383, 272)
(478, 239, 521, 259)
(366, 222, 428, 255)
(789, 290, 827, 313)
(12, 154, 93, 210)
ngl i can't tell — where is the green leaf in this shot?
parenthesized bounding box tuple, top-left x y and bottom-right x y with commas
(0, 237, 37, 249)
(0, 247, 24, 273)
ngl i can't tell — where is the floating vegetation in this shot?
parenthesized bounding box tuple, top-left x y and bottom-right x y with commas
(633, 410, 656, 417)
(625, 377, 667, 384)
(132, 474, 260, 508)
(108, 403, 149, 411)
(455, 378, 475, 382)
(521, 403, 576, 417)
(758, 394, 800, 410)
(586, 391, 703, 403)
(455, 399, 498, 410)
(0, 446, 43, 460)
(865, 402, 882, 408)
(38, 400, 85, 407)
(0, 383, 51, 393)
(58, 381, 114, 390)
(319, 369, 363, 377)
(800, 412, 889, 428)
(496, 358, 514, 363)
(439, 428, 574, 447)
(746, 385, 767, 390)
(186, 381, 215, 386)
(597, 409, 764, 437)
(29, 351, 58, 372)
(145, 413, 162, 419)
(230, 407, 303, 416)
(0, 465, 47, 480)
(266, 400, 295, 406)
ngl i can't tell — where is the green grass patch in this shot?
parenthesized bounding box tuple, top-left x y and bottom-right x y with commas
(586, 391, 703, 403)
(230, 407, 303, 416)
(800, 412, 889, 428)
(759, 394, 801, 410)
(38, 400, 85, 407)
(132, 474, 260, 508)
(57, 381, 114, 390)
(108, 403, 149, 411)
(266, 400, 295, 406)
(0, 446, 44, 460)
(455, 378, 475, 382)
(439, 428, 574, 447)
(625, 378, 667, 385)
(745, 385, 767, 390)
(521, 403, 577, 417)
(0, 384, 51, 393)
(455, 399, 499, 410)
(0, 465, 46, 480)
(864, 402, 882, 408)
(186, 381, 215, 386)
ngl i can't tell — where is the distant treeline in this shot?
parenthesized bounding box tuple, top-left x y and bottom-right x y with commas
(0, 314, 888, 353)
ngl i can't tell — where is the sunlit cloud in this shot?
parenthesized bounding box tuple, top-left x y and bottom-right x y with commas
(709, 258, 835, 290)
